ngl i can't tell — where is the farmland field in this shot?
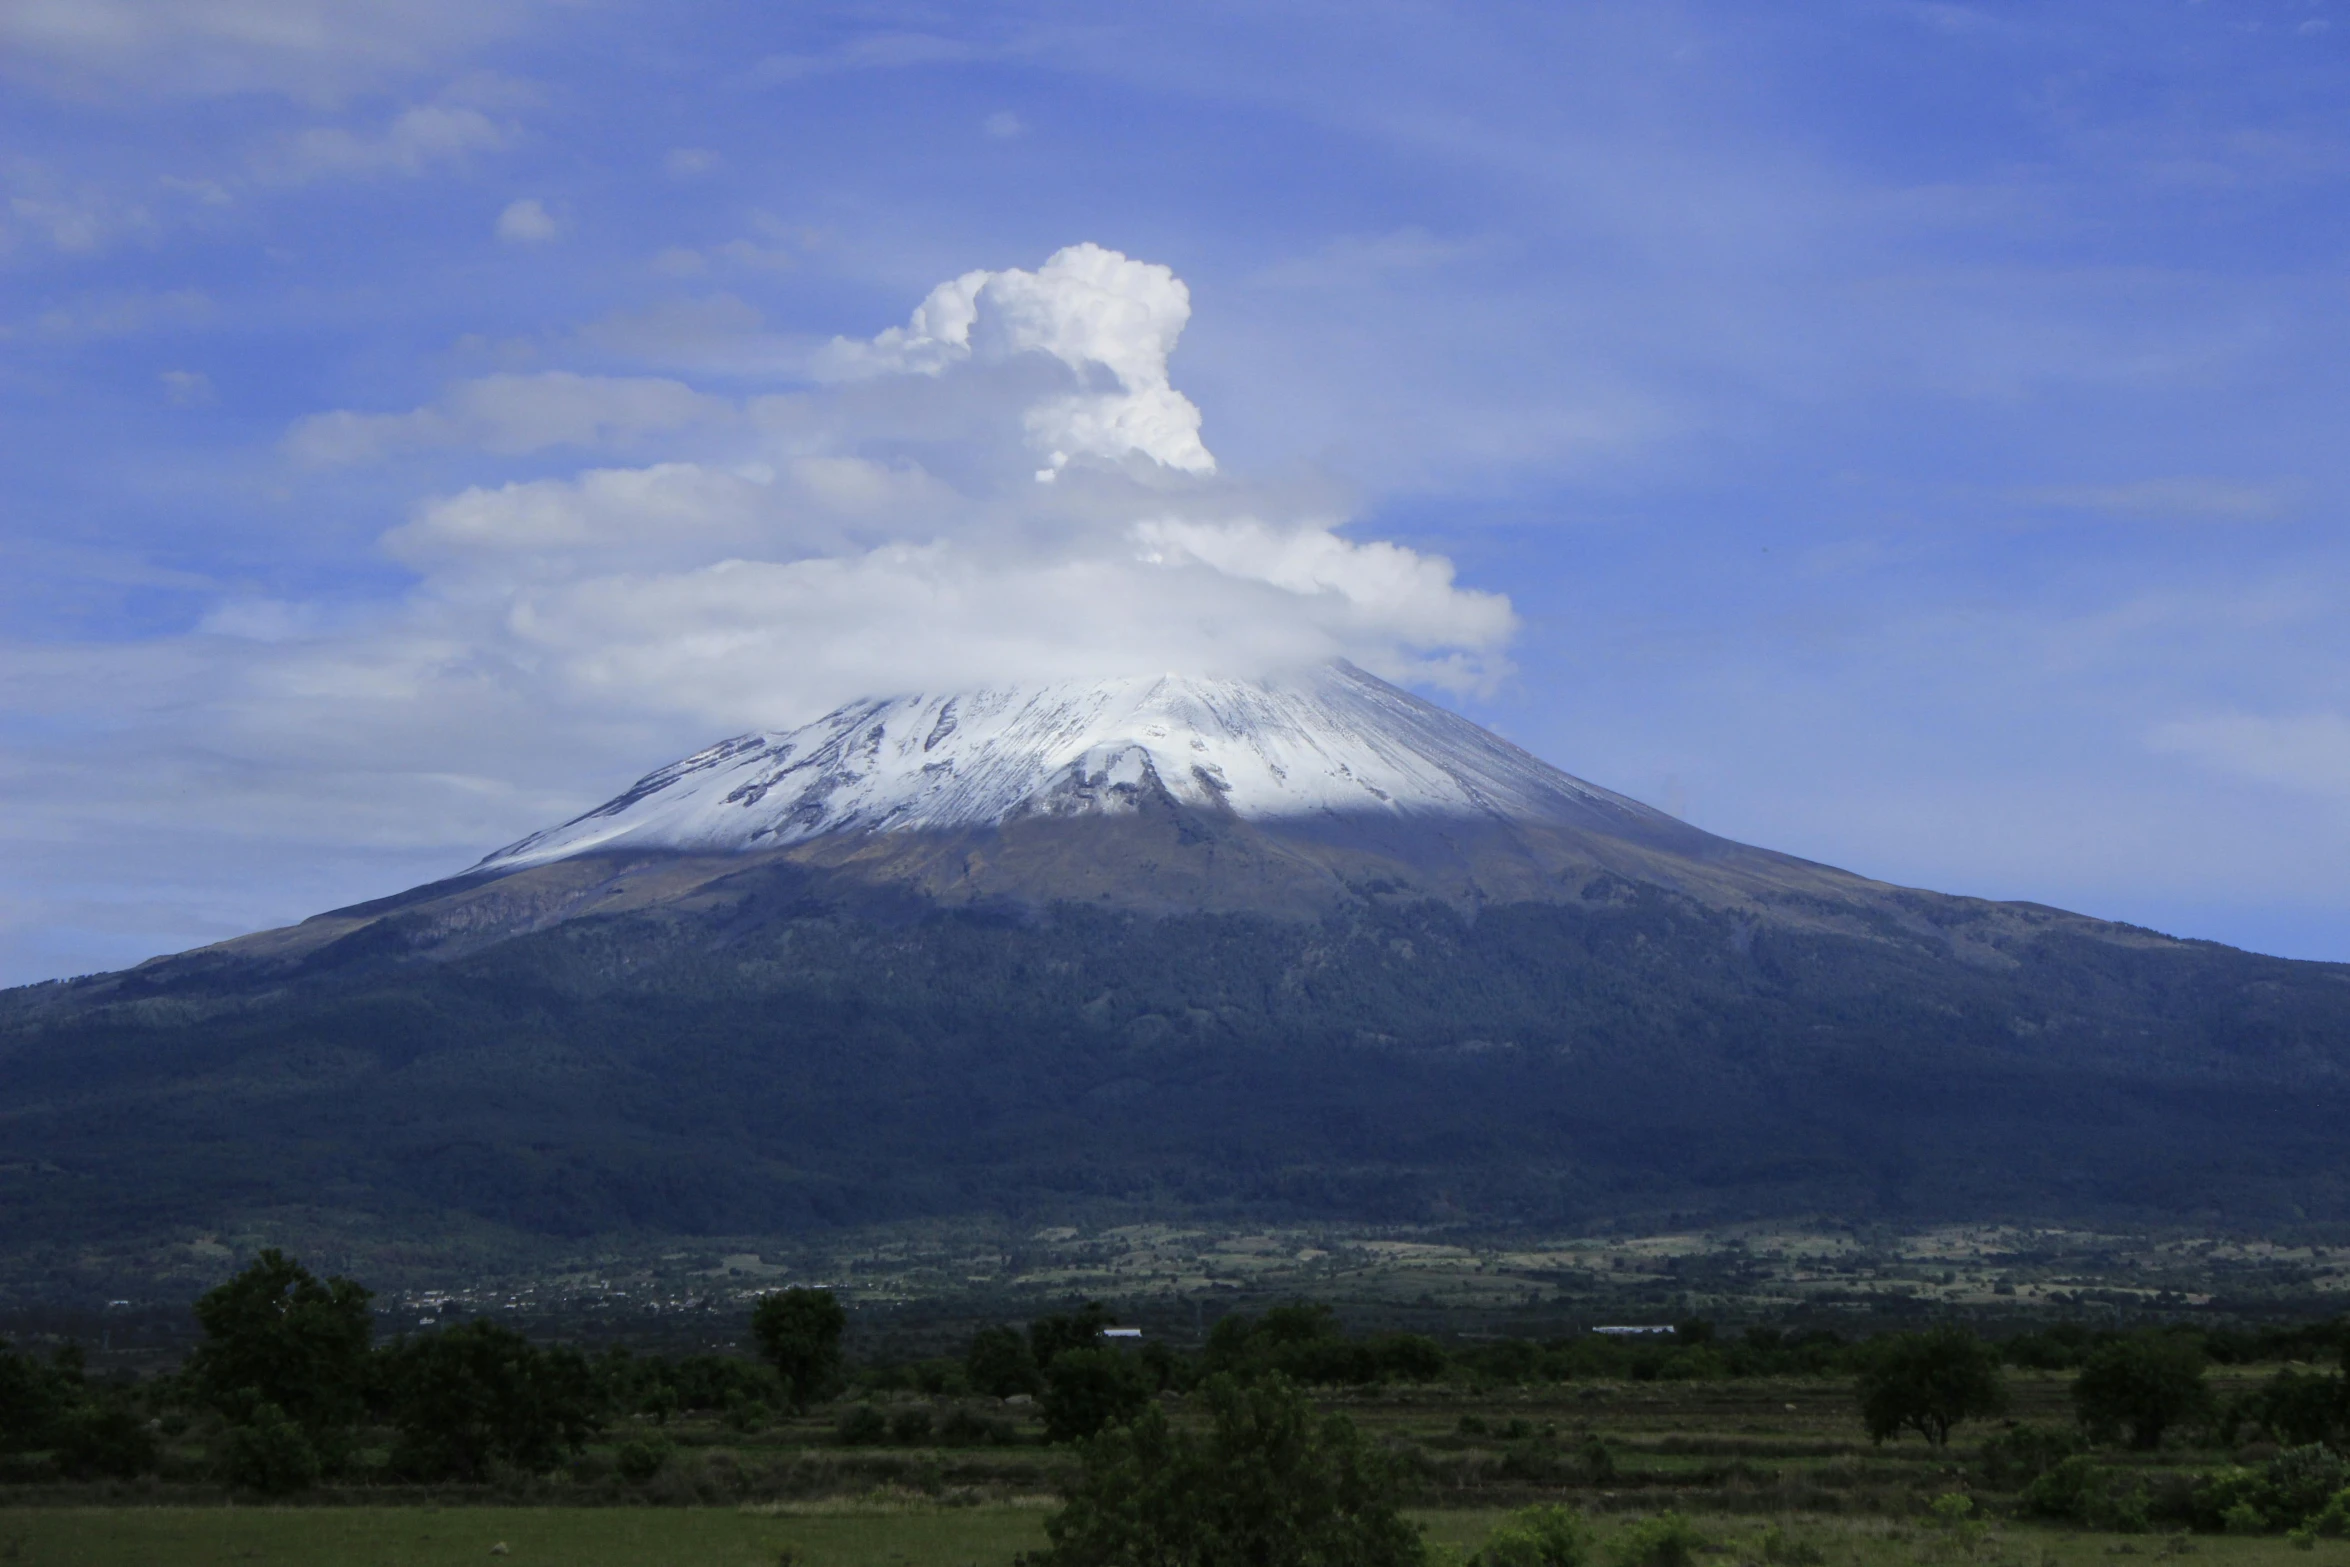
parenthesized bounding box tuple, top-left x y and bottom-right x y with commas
(5, 1503, 2345, 1567)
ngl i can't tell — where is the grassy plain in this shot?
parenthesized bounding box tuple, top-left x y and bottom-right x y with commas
(11, 1502, 2350, 1567)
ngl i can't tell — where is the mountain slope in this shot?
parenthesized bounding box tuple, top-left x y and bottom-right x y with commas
(125, 664, 2145, 977)
(6, 662, 2350, 1275)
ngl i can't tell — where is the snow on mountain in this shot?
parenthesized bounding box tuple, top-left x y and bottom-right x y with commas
(478, 662, 1670, 872)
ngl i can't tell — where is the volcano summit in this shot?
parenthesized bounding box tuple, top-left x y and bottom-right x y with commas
(7, 664, 2350, 1269)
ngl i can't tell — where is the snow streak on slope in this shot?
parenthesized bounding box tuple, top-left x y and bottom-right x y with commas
(479, 662, 1668, 870)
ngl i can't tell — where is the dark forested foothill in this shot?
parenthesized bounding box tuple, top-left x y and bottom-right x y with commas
(13, 883, 2350, 1263)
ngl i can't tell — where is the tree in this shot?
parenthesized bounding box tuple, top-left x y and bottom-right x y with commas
(2245, 1367, 2347, 1449)
(382, 1320, 603, 1481)
(967, 1324, 1042, 1398)
(1028, 1302, 1114, 1371)
(751, 1287, 846, 1411)
(187, 1250, 373, 1440)
(1030, 1373, 1427, 1567)
(0, 1341, 76, 1452)
(1041, 1346, 1152, 1443)
(1856, 1328, 2008, 1446)
(2074, 1331, 2210, 1450)
(53, 1396, 159, 1480)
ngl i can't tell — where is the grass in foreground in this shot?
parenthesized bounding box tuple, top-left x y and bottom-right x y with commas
(15, 1505, 2350, 1567)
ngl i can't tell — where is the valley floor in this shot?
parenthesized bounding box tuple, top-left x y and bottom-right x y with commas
(6, 1503, 2339, 1567)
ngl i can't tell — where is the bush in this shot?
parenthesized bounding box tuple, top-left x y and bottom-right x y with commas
(53, 1398, 160, 1481)
(2249, 1371, 2349, 1449)
(835, 1404, 889, 1446)
(2186, 1466, 2271, 1533)
(2022, 1455, 2111, 1522)
(614, 1435, 672, 1482)
(2075, 1333, 2210, 1451)
(381, 1320, 603, 1482)
(1028, 1374, 1425, 1567)
(2308, 1487, 2350, 1538)
(1040, 1347, 1151, 1444)
(1760, 1525, 1825, 1566)
(889, 1407, 934, 1445)
(1979, 1422, 2086, 1489)
(1479, 1504, 1589, 1567)
(939, 1407, 1011, 1447)
(1610, 1513, 1707, 1567)
(967, 1326, 1042, 1399)
(2267, 1445, 2350, 1525)
(0, 1342, 74, 1453)
(218, 1401, 321, 1494)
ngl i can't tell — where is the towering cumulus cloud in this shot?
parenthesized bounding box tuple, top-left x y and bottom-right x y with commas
(356, 242, 1515, 729)
(825, 243, 1216, 479)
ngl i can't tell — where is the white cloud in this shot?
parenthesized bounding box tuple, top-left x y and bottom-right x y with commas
(160, 368, 217, 406)
(2149, 713, 2350, 797)
(822, 242, 1216, 478)
(495, 196, 559, 243)
(290, 245, 1509, 728)
(272, 101, 509, 181)
(0, 0, 541, 101)
(2012, 476, 2293, 522)
(0, 245, 1517, 981)
(983, 110, 1023, 139)
(751, 32, 989, 84)
(33, 288, 216, 338)
(664, 147, 719, 179)
(285, 372, 731, 464)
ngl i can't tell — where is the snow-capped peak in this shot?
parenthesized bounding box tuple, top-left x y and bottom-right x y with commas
(477, 662, 1665, 871)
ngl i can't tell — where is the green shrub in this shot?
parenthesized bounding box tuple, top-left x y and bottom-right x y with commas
(382, 1321, 602, 1482)
(1479, 1504, 1588, 1567)
(889, 1407, 934, 1445)
(938, 1407, 1010, 1447)
(2188, 1466, 2271, 1533)
(1029, 1374, 1424, 1567)
(53, 1398, 160, 1481)
(218, 1402, 320, 1495)
(2309, 1487, 2350, 1537)
(1610, 1512, 1707, 1567)
(2223, 1502, 2267, 1536)
(2020, 1453, 2148, 1529)
(1040, 1347, 1151, 1444)
(2267, 1445, 2350, 1525)
(2022, 1455, 2105, 1521)
(835, 1404, 889, 1446)
(2087, 1480, 2151, 1536)
(614, 1435, 671, 1482)
(1979, 1423, 2086, 1489)
(1759, 1525, 1825, 1566)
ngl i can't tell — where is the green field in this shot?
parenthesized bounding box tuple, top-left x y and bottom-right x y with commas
(7, 1504, 2348, 1567)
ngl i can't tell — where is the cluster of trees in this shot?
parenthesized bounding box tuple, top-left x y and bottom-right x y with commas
(1856, 1326, 2218, 1451)
(29, 1242, 2350, 1524)
(0, 1251, 854, 1493)
(1860, 1324, 2350, 1540)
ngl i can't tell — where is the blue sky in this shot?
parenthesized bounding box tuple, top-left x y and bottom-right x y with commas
(4, 0, 2350, 984)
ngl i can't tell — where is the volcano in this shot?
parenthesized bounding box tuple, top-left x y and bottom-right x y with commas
(7, 663, 2350, 1268)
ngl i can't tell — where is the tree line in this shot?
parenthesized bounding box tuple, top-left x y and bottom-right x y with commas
(16, 1246, 2350, 1524)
